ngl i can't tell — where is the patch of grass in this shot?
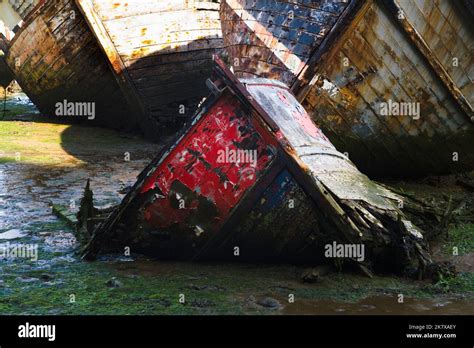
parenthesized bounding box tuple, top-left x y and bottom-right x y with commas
(0, 121, 155, 166)
(0, 156, 16, 164)
(1, 256, 473, 315)
(444, 223, 474, 256)
(284, 272, 441, 302)
(434, 272, 474, 293)
(0, 121, 75, 165)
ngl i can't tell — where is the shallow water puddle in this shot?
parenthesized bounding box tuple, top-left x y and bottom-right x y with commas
(279, 295, 474, 315)
(2, 92, 39, 118)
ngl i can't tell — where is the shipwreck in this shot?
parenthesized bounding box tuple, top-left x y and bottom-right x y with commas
(4, 0, 224, 137)
(4, 0, 135, 131)
(78, 57, 435, 277)
(220, 0, 474, 177)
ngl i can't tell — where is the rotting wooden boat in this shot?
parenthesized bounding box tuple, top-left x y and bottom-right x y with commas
(80, 57, 434, 276)
(220, 0, 474, 177)
(75, 0, 225, 138)
(6, 0, 224, 138)
(6, 0, 135, 131)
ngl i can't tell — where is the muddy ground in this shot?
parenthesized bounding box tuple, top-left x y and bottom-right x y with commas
(0, 100, 473, 315)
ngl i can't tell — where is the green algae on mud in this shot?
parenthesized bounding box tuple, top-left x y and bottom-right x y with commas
(1, 255, 473, 315)
(2, 217, 473, 315)
(443, 224, 474, 256)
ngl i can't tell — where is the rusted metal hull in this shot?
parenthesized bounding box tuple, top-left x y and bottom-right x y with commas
(6, 0, 135, 131)
(221, 0, 474, 177)
(82, 57, 432, 274)
(76, 0, 225, 138)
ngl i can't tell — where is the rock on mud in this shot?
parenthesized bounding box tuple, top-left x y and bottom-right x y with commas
(106, 277, 123, 288)
(257, 297, 282, 309)
(301, 265, 332, 283)
(40, 273, 54, 282)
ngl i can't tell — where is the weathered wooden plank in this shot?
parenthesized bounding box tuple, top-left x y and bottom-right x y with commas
(93, 0, 219, 21)
(112, 29, 223, 55)
(130, 59, 213, 83)
(397, 0, 474, 107)
(383, 0, 473, 122)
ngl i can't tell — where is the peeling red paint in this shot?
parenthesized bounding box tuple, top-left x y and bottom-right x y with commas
(141, 92, 275, 232)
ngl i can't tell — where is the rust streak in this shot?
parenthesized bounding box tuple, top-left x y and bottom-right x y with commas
(383, 0, 474, 122)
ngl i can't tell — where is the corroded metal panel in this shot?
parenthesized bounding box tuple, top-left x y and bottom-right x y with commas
(297, 1, 474, 177)
(220, 0, 353, 86)
(6, 0, 135, 131)
(77, 0, 225, 136)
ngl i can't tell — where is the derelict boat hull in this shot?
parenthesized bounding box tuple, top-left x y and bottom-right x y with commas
(0, 30, 13, 88)
(6, 0, 135, 130)
(82, 57, 432, 276)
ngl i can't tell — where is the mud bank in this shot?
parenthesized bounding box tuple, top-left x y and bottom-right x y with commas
(0, 120, 473, 315)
